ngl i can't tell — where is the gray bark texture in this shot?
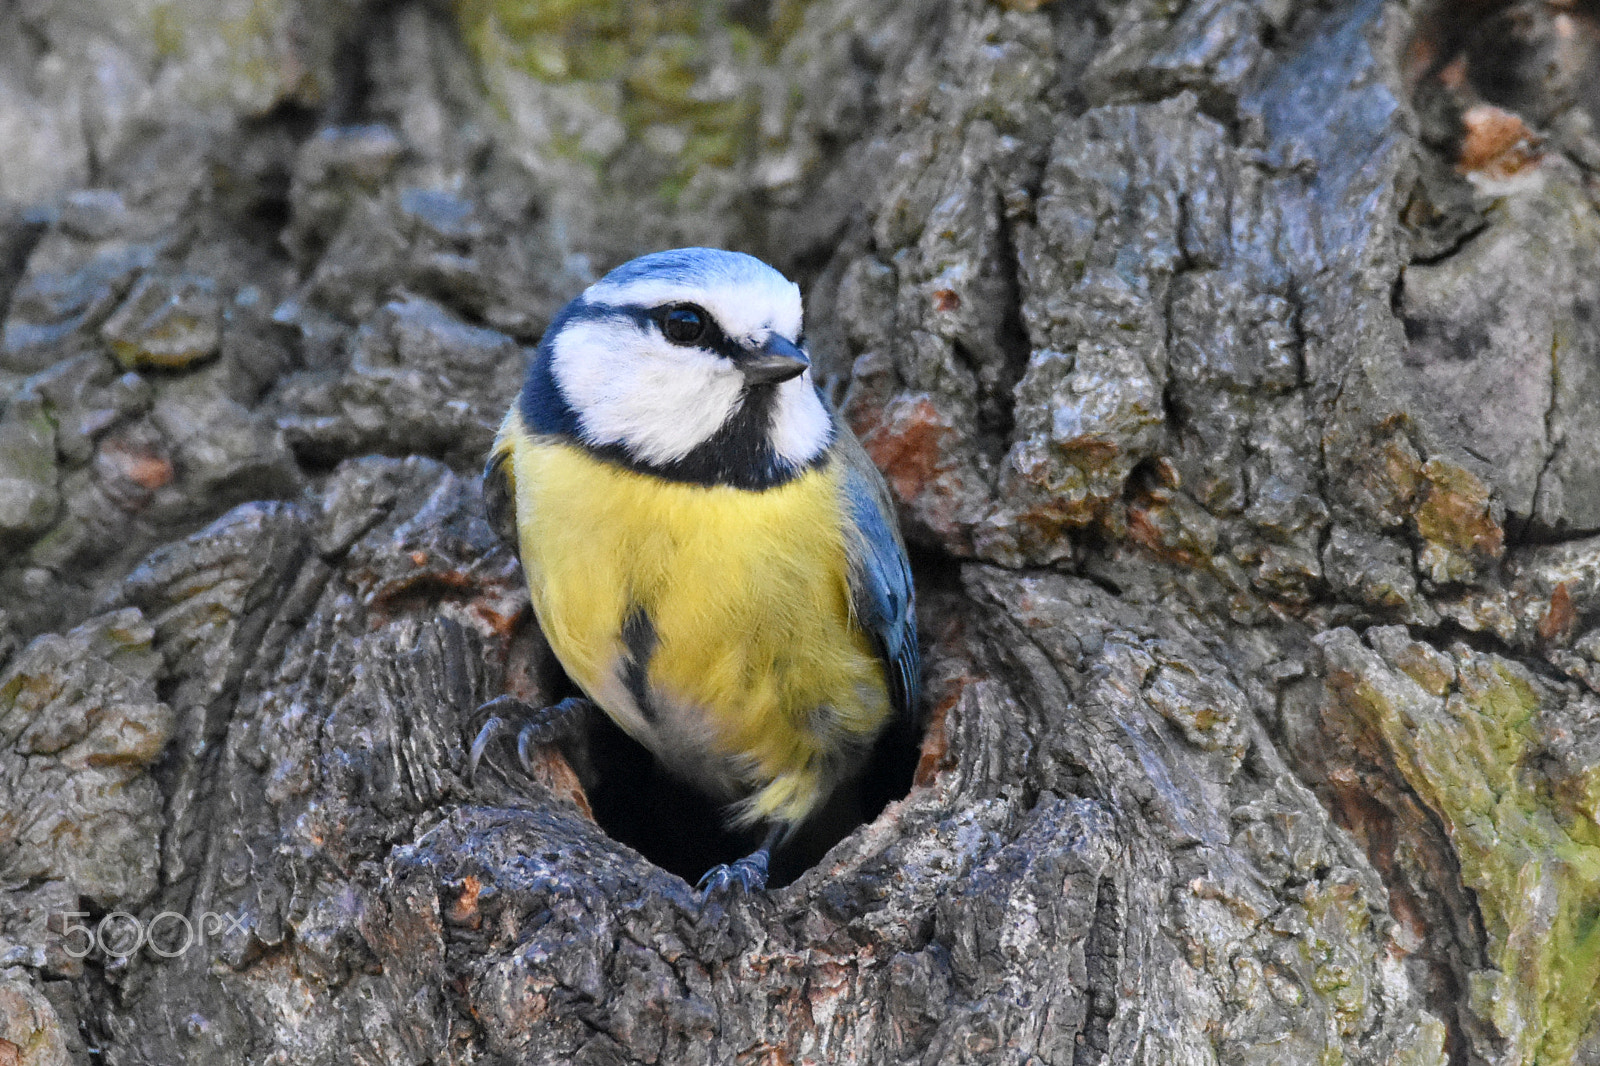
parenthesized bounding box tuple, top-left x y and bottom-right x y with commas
(1, 0, 1599, 1063)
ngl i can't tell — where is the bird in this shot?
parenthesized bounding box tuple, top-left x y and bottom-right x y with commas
(471, 247, 919, 897)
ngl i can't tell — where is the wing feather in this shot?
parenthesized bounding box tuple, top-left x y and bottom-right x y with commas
(833, 428, 920, 722)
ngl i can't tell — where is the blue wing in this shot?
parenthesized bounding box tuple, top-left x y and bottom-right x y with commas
(836, 433, 920, 722)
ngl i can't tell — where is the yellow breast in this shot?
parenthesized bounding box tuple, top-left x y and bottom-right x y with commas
(500, 420, 890, 827)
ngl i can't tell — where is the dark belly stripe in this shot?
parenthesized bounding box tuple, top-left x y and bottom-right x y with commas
(621, 606, 658, 723)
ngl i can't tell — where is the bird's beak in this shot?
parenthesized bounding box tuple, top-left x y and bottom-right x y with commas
(739, 334, 810, 385)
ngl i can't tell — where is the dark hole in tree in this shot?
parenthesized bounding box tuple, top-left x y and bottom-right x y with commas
(534, 635, 925, 890)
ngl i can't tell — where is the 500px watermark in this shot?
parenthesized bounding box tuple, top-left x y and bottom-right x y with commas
(55, 910, 245, 959)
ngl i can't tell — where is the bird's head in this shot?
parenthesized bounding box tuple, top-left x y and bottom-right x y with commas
(524, 248, 833, 489)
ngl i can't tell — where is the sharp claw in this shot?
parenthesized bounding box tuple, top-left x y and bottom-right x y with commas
(468, 696, 594, 783)
(696, 849, 771, 899)
(695, 867, 730, 896)
(468, 715, 505, 784)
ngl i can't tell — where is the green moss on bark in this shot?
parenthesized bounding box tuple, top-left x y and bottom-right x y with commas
(1322, 629, 1600, 1064)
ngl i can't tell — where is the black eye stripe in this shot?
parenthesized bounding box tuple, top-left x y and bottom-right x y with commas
(647, 303, 754, 361)
(564, 298, 794, 365)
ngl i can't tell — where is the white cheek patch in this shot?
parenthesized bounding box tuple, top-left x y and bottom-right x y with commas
(550, 318, 745, 464)
(768, 377, 832, 467)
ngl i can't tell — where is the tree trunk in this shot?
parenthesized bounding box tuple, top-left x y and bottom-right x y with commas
(2, 0, 1599, 1063)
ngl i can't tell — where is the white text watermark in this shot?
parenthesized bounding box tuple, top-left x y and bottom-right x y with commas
(56, 910, 246, 959)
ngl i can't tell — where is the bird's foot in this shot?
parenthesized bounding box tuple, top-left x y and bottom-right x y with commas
(695, 825, 784, 901)
(468, 694, 590, 783)
(696, 848, 771, 899)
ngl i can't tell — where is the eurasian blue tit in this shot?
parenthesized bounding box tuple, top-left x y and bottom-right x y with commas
(475, 247, 919, 894)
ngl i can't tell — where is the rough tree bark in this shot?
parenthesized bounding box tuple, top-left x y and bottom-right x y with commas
(2, 0, 1599, 1063)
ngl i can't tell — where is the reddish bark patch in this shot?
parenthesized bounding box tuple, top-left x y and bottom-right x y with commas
(857, 394, 954, 504)
(914, 602, 976, 787)
(446, 874, 484, 928)
(364, 569, 475, 614)
(468, 601, 523, 638)
(1126, 492, 1203, 568)
(1538, 582, 1576, 643)
(1457, 105, 1543, 181)
(738, 1042, 794, 1066)
(98, 438, 174, 492)
(1438, 55, 1467, 90)
(536, 750, 594, 820)
(931, 288, 960, 312)
(914, 699, 951, 788)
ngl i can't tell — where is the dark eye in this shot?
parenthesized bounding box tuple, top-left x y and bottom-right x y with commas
(661, 304, 708, 345)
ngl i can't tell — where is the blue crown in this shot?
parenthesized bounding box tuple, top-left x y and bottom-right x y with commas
(593, 247, 781, 292)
